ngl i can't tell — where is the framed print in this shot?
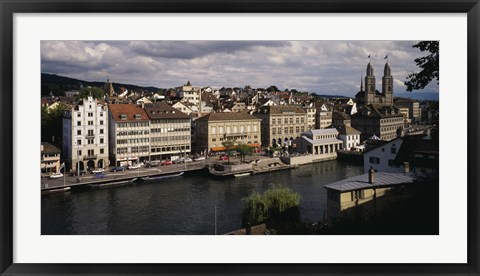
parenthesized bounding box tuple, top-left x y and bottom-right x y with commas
(1, 0, 479, 275)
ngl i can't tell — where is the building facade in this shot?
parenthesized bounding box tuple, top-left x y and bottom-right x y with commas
(41, 142, 61, 174)
(108, 104, 150, 167)
(355, 62, 394, 106)
(351, 104, 404, 142)
(144, 102, 191, 162)
(394, 98, 421, 123)
(292, 129, 343, 157)
(62, 96, 109, 173)
(253, 105, 308, 147)
(194, 112, 261, 152)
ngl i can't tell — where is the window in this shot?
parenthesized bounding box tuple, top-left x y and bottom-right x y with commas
(100, 120, 104, 125)
(351, 190, 365, 200)
(77, 150, 82, 156)
(272, 119, 276, 125)
(88, 130, 94, 136)
(100, 129, 104, 134)
(369, 156, 380, 164)
(212, 138, 216, 142)
(88, 121, 93, 125)
(77, 113, 81, 117)
(77, 140, 82, 145)
(100, 112, 103, 117)
(77, 121, 81, 126)
(77, 130, 81, 135)
(100, 138, 104, 144)
(88, 112, 93, 117)
(391, 147, 397, 154)
(87, 139, 94, 144)
(100, 149, 104, 154)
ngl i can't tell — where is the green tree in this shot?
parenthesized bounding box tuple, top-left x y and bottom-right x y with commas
(41, 103, 65, 145)
(266, 85, 279, 92)
(79, 87, 104, 99)
(235, 143, 254, 162)
(404, 41, 439, 92)
(221, 140, 235, 164)
(241, 187, 302, 226)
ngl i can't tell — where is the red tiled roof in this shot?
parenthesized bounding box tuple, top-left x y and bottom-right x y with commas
(109, 104, 149, 122)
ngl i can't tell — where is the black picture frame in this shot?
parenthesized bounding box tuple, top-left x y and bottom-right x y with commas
(1, 0, 479, 275)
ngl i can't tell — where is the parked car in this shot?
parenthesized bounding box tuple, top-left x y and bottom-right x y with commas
(129, 164, 142, 170)
(173, 158, 184, 164)
(111, 166, 126, 172)
(145, 161, 160, 167)
(91, 168, 105, 174)
(161, 160, 173, 166)
(49, 172, 63, 179)
(184, 157, 193, 163)
(219, 155, 229, 160)
(193, 156, 206, 161)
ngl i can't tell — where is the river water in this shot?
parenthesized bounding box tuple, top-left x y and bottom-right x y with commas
(41, 160, 363, 235)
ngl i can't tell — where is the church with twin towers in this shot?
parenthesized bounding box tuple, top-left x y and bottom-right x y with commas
(355, 59, 394, 106)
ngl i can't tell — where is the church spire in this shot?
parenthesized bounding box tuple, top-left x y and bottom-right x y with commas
(360, 74, 364, 91)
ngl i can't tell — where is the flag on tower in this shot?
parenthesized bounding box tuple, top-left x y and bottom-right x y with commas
(368, 54, 371, 58)
(384, 54, 388, 59)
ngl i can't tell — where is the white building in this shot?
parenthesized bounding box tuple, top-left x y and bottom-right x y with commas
(336, 125, 362, 151)
(363, 137, 403, 173)
(176, 81, 201, 106)
(62, 96, 109, 173)
(293, 128, 343, 156)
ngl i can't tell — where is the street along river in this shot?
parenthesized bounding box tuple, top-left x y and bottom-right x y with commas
(41, 160, 362, 235)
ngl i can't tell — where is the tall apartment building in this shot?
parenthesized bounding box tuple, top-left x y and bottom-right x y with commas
(143, 102, 191, 161)
(253, 105, 308, 147)
(108, 104, 150, 167)
(62, 96, 109, 173)
(314, 102, 332, 129)
(194, 112, 261, 152)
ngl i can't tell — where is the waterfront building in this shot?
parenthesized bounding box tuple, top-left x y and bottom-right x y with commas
(194, 112, 261, 152)
(302, 103, 316, 130)
(62, 96, 109, 172)
(394, 97, 421, 123)
(108, 104, 150, 167)
(324, 170, 415, 220)
(336, 125, 361, 151)
(314, 102, 332, 129)
(253, 105, 308, 147)
(292, 128, 343, 157)
(363, 137, 403, 173)
(41, 142, 61, 174)
(144, 102, 191, 162)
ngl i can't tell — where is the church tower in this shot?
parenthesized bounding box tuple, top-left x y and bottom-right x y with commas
(382, 62, 393, 106)
(364, 62, 375, 105)
(103, 77, 115, 97)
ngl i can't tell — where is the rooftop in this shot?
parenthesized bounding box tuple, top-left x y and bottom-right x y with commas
(109, 104, 149, 122)
(324, 172, 416, 192)
(196, 112, 260, 122)
(143, 102, 190, 120)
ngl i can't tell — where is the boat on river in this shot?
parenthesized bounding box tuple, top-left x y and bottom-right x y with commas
(138, 172, 185, 182)
(234, 172, 251, 177)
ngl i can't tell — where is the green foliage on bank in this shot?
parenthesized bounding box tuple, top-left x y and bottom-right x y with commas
(241, 187, 302, 227)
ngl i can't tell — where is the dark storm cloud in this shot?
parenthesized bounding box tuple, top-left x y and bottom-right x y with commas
(128, 41, 290, 59)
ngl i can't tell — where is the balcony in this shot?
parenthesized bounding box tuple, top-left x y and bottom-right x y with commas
(83, 154, 97, 160)
(85, 134, 95, 139)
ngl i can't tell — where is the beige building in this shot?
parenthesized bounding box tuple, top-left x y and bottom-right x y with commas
(253, 105, 308, 147)
(292, 129, 343, 157)
(41, 142, 61, 174)
(144, 102, 191, 162)
(302, 103, 316, 130)
(394, 98, 421, 123)
(324, 170, 415, 220)
(351, 104, 404, 142)
(194, 112, 261, 152)
(314, 102, 332, 129)
(108, 104, 150, 167)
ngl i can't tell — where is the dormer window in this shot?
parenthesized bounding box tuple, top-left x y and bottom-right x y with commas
(120, 114, 127, 120)
(134, 114, 141, 119)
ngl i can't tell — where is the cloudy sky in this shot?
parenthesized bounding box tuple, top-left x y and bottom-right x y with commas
(41, 40, 438, 97)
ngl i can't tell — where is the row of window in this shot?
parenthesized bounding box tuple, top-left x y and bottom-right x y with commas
(271, 117, 305, 125)
(77, 148, 105, 156)
(76, 112, 104, 117)
(151, 127, 190, 133)
(117, 130, 150, 136)
(116, 138, 150, 144)
(76, 129, 105, 135)
(210, 125, 258, 134)
(151, 136, 190, 142)
(76, 138, 105, 145)
(151, 119, 190, 124)
(314, 134, 336, 140)
(272, 126, 304, 135)
(212, 136, 257, 142)
(151, 145, 190, 153)
(116, 122, 149, 128)
(76, 120, 104, 126)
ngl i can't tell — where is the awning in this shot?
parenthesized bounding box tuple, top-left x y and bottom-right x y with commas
(211, 146, 226, 152)
(247, 143, 260, 147)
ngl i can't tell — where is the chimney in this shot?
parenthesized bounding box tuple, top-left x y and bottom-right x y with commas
(403, 162, 410, 173)
(368, 167, 375, 184)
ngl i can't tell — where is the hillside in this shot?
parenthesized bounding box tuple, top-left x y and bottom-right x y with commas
(41, 73, 163, 96)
